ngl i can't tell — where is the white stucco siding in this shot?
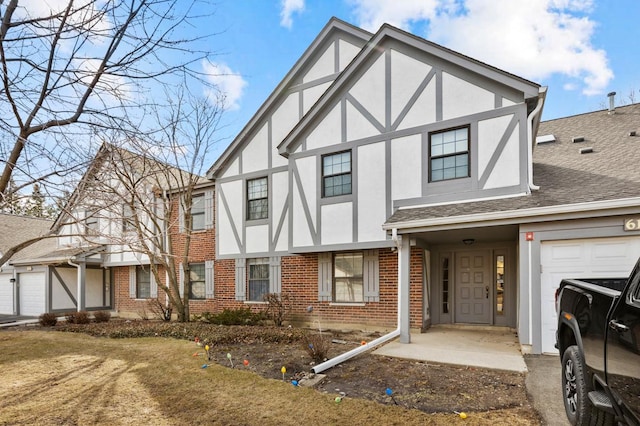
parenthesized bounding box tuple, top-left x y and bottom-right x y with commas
(478, 115, 520, 189)
(52, 268, 77, 310)
(346, 100, 380, 141)
(0, 273, 14, 314)
(397, 77, 436, 130)
(218, 180, 242, 255)
(321, 203, 352, 245)
(242, 123, 269, 174)
(339, 39, 360, 72)
(292, 179, 314, 247)
(303, 82, 331, 115)
(86, 268, 104, 307)
(220, 157, 240, 179)
(306, 103, 341, 151)
(246, 224, 269, 253)
(442, 72, 495, 121)
(348, 53, 385, 126)
(390, 49, 432, 124)
(303, 41, 335, 83)
(272, 171, 288, 221)
(296, 157, 317, 230)
(391, 134, 422, 201)
(357, 142, 387, 242)
(502, 97, 517, 107)
(272, 93, 300, 147)
(275, 211, 289, 252)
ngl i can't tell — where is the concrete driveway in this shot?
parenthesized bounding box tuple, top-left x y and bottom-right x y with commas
(525, 355, 569, 425)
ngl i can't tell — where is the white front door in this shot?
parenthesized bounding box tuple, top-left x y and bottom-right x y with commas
(540, 236, 640, 354)
(0, 273, 14, 314)
(18, 272, 45, 316)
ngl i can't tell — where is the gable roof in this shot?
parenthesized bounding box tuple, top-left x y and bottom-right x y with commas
(278, 22, 542, 156)
(384, 103, 640, 230)
(206, 17, 372, 179)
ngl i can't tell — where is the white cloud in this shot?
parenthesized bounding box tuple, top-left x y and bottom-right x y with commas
(348, 0, 612, 95)
(348, 0, 440, 32)
(280, 0, 305, 29)
(202, 61, 247, 111)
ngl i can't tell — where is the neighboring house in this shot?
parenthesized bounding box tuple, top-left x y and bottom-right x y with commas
(206, 17, 640, 355)
(0, 143, 217, 319)
(0, 214, 53, 315)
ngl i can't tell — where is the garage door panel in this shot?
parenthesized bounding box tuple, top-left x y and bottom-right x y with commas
(540, 236, 640, 354)
(19, 272, 45, 316)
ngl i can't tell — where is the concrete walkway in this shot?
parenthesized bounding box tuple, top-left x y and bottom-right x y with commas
(373, 325, 527, 372)
(372, 326, 569, 424)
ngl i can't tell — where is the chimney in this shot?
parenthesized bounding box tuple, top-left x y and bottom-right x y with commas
(608, 91, 616, 114)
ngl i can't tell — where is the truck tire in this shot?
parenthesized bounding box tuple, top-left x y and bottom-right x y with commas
(562, 345, 591, 426)
(589, 406, 614, 426)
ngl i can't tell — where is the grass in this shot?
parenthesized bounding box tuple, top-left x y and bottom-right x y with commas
(0, 330, 537, 425)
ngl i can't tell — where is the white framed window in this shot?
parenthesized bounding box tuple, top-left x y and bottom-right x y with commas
(122, 204, 135, 232)
(318, 250, 379, 303)
(429, 126, 470, 182)
(322, 151, 351, 197)
(333, 252, 364, 302)
(189, 263, 206, 300)
(191, 194, 205, 231)
(136, 266, 151, 299)
(247, 177, 268, 220)
(248, 258, 269, 302)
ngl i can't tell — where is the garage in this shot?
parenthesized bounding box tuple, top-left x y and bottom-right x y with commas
(540, 236, 640, 354)
(18, 272, 45, 316)
(0, 273, 15, 314)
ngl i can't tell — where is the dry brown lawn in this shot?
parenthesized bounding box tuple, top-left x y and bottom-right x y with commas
(0, 329, 538, 425)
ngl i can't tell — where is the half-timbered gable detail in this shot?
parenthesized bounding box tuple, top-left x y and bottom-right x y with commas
(279, 24, 543, 253)
(208, 19, 371, 260)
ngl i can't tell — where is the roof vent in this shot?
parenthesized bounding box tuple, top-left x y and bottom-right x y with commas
(536, 134, 556, 144)
(608, 91, 616, 114)
(629, 131, 637, 137)
(572, 136, 585, 143)
(579, 147, 594, 154)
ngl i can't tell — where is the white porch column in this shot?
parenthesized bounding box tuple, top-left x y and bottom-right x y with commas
(398, 235, 411, 344)
(77, 262, 86, 312)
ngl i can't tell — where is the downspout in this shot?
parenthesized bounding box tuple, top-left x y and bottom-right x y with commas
(68, 259, 81, 312)
(311, 229, 404, 374)
(527, 87, 547, 191)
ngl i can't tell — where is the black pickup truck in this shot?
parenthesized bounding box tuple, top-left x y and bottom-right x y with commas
(556, 260, 640, 426)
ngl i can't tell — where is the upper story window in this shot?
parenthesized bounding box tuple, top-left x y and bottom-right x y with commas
(85, 210, 99, 235)
(247, 177, 268, 220)
(191, 194, 205, 231)
(429, 126, 470, 182)
(122, 204, 135, 232)
(322, 151, 351, 197)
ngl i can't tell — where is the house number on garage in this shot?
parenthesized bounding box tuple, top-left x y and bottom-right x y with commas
(623, 218, 640, 231)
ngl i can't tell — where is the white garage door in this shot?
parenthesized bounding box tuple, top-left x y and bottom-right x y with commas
(18, 272, 45, 316)
(540, 236, 640, 354)
(0, 273, 14, 314)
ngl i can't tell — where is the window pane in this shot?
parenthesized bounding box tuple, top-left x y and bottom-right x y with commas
(334, 253, 363, 303)
(496, 255, 505, 316)
(248, 198, 268, 220)
(248, 258, 269, 302)
(189, 263, 206, 299)
(322, 152, 352, 198)
(136, 266, 151, 299)
(429, 127, 469, 182)
(191, 195, 205, 231)
(248, 178, 268, 200)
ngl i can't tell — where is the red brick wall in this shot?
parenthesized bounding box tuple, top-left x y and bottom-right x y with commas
(113, 187, 427, 329)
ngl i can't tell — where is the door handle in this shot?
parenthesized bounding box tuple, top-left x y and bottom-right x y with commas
(609, 320, 629, 333)
(485, 286, 489, 299)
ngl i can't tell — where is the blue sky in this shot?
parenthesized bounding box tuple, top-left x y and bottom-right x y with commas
(200, 0, 639, 162)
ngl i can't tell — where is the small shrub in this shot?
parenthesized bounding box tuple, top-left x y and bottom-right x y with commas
(146, 299, 172, 321)
(263, 293, 292, 327)
(65, 311, 90, 324)
(205, 308, 265, 326)
(93, 310, 111, 323)
(303, 332, 331, 363)
(39, 312, 58, 327)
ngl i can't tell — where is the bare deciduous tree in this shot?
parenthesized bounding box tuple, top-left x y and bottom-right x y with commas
(0, 0, 214, 206)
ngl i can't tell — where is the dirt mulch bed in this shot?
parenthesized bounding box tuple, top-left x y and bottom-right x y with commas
(48, 320, 540, 421)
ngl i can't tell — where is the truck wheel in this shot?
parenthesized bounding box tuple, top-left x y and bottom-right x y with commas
(562, 345, 591, 425)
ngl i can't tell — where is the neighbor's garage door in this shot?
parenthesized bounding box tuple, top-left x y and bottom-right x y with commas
(0, 273, 14, 314)
(18, 272, 45, 316)
(540, 236, 640, 354)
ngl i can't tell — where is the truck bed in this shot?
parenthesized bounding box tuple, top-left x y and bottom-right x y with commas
(562, 277, 627, 292)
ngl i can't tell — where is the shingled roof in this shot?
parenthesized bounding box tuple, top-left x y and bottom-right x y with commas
(385, 103, 640, 227)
